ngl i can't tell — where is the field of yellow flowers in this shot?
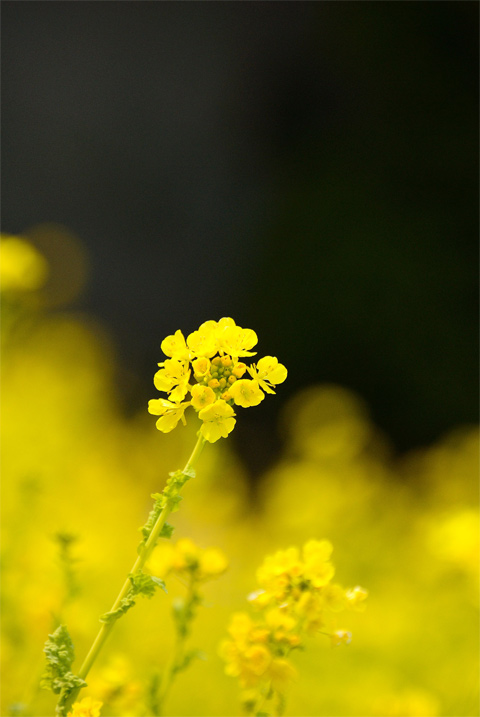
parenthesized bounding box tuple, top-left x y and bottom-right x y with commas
(1, 233, 478, 717)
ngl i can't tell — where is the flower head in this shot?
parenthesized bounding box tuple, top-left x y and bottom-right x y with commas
(149, 318, 287, 442)
(67, 697, 102, 717)
(148, 538, 228, 582)
(1, 234, 48, 292)
(221, 540, 367, 715)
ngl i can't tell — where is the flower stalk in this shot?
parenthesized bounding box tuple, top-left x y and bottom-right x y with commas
(61, 433, 206, 715)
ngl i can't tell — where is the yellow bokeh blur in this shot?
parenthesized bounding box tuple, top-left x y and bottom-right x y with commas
(1, 232, 478, 716)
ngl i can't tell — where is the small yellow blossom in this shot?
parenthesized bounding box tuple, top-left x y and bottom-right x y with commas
(192, 356, 211, 379)
(148, 539, 228, 582)
(247, 356, 288, 394)
(228, 379, 264, 408)
(345, 585, 369, 611)
(67, 696, 102, 717)
(1, 234, 49, 292)
(190, 384, 216, 411)
(154, 358, 191, 402)
(160, 329, 190, 361)
(147, 398, 189, 432)
(199, 400, 236, 443)
(187, 324, 218, 358)
(330, 629, 352, 647)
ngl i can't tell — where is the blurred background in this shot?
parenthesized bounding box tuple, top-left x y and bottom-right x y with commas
(1, 2, 478, 717)
(2, 1, 478, 474)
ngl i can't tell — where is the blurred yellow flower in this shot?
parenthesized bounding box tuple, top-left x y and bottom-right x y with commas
(67, 696, 102, 717)
(148, 539, 228, 582)
(1, 234, 48, 292)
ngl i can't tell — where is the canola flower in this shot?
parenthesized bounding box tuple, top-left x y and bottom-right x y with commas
(43, 319, 286, 715)
(67, 696, 102, 717)
(147, 540, 228, 715)
(0, 234, 48, 293)
(220, 540, 367, 716)
(148, 318, 287, 442)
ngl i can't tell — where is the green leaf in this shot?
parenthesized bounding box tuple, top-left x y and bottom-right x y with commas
(159, 522, 174, 539)
(151, 576, 168, 593)
(40, 625, 87, 716)
(99, 571, 167, 624)
(41, 625, 75, 691)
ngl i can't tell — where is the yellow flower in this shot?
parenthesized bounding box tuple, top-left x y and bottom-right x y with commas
(147, 398, 189, 432)
(345, 585, 368, 611)
(149, 539, 228, 581)
(247, 356, 288, 394)
(67, 696, 102, 717)
(219, 322, 258, 358)
(0, 234, 49, 292)
(199, 399, 236, 443)
(269, 658, 297, 690)
(228, 379, 264, 408)
(190, 384, 216, 411)
(160, 329, 190, 361)
(302, 539, 335, 587)
(187, 321, 218, 358)
(330, 629, 352, 647)
(154, 358, 191, 402)
(199, 547, 229, 578)
(192, 356, 211, 379)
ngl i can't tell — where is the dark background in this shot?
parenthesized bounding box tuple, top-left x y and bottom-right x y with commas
(2, 1, 478, 475)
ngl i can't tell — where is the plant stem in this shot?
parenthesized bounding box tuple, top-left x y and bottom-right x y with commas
(61, 433, 206, 714)
(155, 578, 196, 715)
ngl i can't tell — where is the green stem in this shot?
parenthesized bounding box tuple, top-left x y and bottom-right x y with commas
(61, 433, 206, 714)
(155, 578, 196, 715)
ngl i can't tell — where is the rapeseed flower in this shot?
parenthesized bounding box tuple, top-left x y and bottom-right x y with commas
(148, 539, 228, 582)
(0, 234, 48, 292)
(222, 540, 367, 715)
(67, 696, 102, 717)
(148, 318, 287, 442)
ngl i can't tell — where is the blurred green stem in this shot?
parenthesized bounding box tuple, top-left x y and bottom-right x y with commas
(61, 433, 206, 714)
(154, 578, 197, 715)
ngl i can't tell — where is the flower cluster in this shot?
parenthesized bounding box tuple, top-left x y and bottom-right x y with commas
(67, 696, 102, 717)
(220, 540, 367, 715)
(148, 318, 287, 442)
(146, 540, 229, 714)
(147, 538, 228, 583)
(0, 234, 48, 293)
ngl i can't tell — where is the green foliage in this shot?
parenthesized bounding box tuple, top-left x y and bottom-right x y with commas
(172, 592, 201, 640)
(172, 648, 206, 677)
(137, 468, 195, 555)
(159, 522, 174, 539)
(99, 571, 167, 625)
(40, 625, 86, 716)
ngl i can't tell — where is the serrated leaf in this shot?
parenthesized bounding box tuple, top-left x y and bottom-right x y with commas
(159, 522, 174, 539)
(151, 576, 167, 593)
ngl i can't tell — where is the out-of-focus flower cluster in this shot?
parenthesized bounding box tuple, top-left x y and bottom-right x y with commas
(67, 696, 103, 717)
(220, 540, 367, 714)
(148, 320, 287, 442)
(148, 538, 228, 584)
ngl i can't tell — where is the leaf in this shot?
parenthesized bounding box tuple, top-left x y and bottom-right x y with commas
(151, 576, 168, 593)
(159, 522, 174, 539)
(41, 625, 75, 691)
(99, 571, 166, 624)
(40, 625, 86, 716)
